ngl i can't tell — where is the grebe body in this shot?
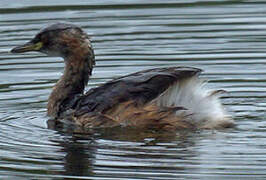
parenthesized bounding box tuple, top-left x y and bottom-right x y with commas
(11, 23, 234, 130)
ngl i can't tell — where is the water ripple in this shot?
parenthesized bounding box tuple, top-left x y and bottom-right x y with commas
(0, 0, 266, 179)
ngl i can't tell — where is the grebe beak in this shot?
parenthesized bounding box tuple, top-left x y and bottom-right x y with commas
(11, 41, 43, 53)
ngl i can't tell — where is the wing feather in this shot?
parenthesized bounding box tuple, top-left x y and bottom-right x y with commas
(73, 67, 201, 116)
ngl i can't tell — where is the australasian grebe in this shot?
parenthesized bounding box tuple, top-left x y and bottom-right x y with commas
(11, 22, 234, 130)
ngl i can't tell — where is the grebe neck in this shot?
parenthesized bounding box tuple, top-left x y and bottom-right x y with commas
(47, 46, 95, 118)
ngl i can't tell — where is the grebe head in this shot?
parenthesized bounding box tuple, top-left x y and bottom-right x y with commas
(11, 23, 95, 118)
(11, 22, 92, 59)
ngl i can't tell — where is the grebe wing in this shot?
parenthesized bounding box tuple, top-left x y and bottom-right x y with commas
(74, 67, 201, 116)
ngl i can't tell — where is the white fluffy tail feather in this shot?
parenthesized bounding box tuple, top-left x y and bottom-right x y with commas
(154, 76, 234, 129)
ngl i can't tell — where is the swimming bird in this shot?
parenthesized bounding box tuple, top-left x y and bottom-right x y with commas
(11, 22, 234, 130)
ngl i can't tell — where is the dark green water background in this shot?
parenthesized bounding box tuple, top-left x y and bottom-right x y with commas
(0, 0, 266, 179)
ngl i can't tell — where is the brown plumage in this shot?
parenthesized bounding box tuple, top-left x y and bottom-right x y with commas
(11, 22, 234, 131)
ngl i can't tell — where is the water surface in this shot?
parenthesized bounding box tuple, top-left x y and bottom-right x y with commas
(1, 0, 266, 179)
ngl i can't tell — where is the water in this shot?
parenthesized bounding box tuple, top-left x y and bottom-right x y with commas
(1, 0, 266, 179)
